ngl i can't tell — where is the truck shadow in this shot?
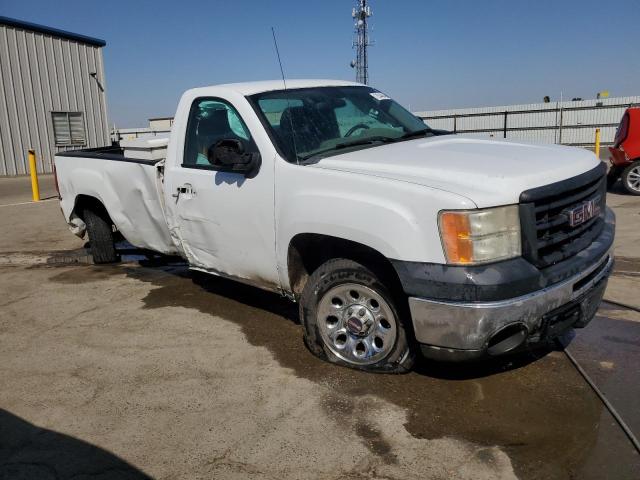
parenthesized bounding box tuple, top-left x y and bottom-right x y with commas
(79, 244, 574, 383)
(185, 263, 561, 380)
(0, 409, 151, 479)
(131, 257, 563, 381)
(413, 344, 560, 380)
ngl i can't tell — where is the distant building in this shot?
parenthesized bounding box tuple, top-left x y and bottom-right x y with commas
(0, 16, 109, 176)
(416, 96, 640, 151)
(148, 117, 174, 131)
(110, 117, 172, 144)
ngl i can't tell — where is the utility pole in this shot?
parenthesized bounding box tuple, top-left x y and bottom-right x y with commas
(350, 0, 372, 84)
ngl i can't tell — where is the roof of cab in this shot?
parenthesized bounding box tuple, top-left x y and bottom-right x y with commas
(187, 79, 363, 97)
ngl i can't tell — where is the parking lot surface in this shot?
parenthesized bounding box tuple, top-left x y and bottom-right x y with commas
(1, 175, 639, 479)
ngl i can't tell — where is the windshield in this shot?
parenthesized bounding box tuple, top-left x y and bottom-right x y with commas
(248, 86, 433, 163)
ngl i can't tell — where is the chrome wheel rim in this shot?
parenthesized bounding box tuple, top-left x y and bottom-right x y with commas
(628, 166, 640, 192)
(317, 283, 397, 365)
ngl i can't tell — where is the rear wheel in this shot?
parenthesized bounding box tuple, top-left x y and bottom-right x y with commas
(82, 207, 118, 264)
(621, 161, 640, 195)
(299, 258, 414, 373)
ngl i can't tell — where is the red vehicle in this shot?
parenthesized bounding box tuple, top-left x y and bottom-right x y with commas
(608, 107, 640, 195)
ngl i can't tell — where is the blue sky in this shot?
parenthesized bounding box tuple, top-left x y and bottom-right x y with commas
(2, 0, 639, 127)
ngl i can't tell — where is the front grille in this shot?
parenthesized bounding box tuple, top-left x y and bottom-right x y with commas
(519, 163, 607, 268)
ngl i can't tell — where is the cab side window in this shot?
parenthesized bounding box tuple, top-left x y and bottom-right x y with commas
(183, 98, 254, 167)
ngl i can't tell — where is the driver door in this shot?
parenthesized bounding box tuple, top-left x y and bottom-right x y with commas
(164, 97, 279, 290)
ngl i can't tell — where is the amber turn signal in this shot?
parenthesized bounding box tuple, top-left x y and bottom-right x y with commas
(439, 212, 473, 264)
(438, 206, 521, 265)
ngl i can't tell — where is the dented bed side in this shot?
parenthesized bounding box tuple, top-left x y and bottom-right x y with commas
(55, 151, 179, 255)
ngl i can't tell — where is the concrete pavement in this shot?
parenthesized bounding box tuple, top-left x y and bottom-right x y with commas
(0, 174, 639, 479)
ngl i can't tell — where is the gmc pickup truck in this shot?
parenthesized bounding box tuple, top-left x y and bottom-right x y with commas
(55, 80, 615, 373)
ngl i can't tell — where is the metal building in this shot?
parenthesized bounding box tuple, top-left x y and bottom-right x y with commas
(0, 16, 109, 176)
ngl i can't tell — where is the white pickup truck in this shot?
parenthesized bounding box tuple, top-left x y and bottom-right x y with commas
(55, 80, 615, 372)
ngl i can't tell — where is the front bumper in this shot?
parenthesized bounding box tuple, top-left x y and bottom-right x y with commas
(401, 208, 615, 362)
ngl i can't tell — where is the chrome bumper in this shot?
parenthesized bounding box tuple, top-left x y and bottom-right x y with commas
(408, 251, 613, 355)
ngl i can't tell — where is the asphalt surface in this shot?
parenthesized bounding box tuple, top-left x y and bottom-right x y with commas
(0, 174, 639, 479)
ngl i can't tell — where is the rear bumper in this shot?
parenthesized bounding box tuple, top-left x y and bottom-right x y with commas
(398, 208, 615, 362)
(609, 146, 628, 167)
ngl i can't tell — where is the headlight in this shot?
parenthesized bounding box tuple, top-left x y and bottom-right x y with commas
(438, 205, 521, 265)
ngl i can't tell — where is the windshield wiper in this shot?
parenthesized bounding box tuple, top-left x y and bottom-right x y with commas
(398, 127, 433, 140)
(299, 136, 397, 161)
(335, 135, 398, 149)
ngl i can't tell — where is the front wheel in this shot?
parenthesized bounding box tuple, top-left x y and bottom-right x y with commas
(299, 258, 414, 373)
(622, 160, 640, 195)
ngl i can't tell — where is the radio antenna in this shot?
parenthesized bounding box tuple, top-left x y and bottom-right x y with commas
(271, 27, 299, 164)
(272, 27, 287, 90)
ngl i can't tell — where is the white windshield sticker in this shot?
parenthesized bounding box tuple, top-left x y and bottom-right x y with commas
(370, 92, 390, 101)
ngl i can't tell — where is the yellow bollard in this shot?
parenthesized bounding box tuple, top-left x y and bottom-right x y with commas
(28, 149, 40, 202)
(594, 128, 601, 160)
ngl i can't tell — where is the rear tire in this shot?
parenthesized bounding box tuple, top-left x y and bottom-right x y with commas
(621, 160, 640, 195)
(299, 258, 414, 373)
(82, 207, 118, 264)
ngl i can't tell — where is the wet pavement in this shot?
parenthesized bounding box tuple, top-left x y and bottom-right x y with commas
(1, 175, 640, 479)
(567, 301, 640, 440)
(133, 262, 640, 479)
(2, 256, 638, 479)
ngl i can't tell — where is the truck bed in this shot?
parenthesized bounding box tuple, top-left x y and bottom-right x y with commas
(56, 145, 160, 165)
(55, 146, 178, 255)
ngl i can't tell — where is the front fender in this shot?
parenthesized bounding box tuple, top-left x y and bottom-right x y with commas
(275, 162, 475, 290)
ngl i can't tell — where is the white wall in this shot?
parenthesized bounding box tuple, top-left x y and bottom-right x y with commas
(415, 96, 640, 148)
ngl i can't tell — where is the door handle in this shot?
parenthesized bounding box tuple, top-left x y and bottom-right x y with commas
(173, 184, 196, 199)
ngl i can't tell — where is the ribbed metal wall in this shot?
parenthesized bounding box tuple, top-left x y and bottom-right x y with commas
(416, 96, 640, 148)
(0, 23, 109, 175)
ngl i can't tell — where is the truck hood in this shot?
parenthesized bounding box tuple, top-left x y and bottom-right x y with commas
(310, 136, 600, 208)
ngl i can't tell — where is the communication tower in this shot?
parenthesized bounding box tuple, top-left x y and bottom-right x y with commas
(350, 0, 372, 84)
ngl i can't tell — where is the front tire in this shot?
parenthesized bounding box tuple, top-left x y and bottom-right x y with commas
(621, 161, 640, 195)
(82, 207, 118, 264)
(299, 258, 414, 373)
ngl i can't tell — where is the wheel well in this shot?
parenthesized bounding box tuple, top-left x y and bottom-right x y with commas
(287, 233, 404, 299)
(73, 195, 114, 226)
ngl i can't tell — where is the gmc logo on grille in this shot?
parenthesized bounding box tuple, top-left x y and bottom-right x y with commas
(566, 196, 601, 227)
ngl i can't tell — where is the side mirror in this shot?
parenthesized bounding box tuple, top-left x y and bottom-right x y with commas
(208, 139, 261, 178)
